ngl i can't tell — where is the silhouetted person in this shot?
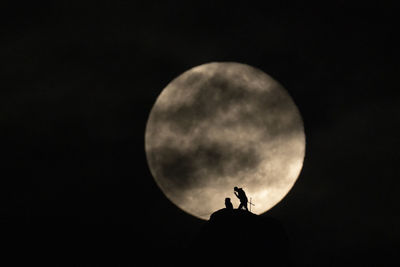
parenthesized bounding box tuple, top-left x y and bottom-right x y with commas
(234, 186, 248, 211)
(225, 197, 233, 210)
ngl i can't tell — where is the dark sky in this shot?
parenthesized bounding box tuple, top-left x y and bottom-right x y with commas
(1, 2, 399, 265)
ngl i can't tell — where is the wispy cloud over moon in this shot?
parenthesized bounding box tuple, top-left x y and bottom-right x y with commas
(145, 62, 305, 219)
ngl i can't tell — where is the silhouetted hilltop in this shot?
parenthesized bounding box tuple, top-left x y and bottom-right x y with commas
(186, 208, 291, 267)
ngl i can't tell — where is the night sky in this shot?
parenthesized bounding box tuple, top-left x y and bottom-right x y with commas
(1, 2, 399, 266)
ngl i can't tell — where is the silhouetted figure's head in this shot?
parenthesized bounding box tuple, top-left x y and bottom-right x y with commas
(234, 186, 238, 191)
(225, 198, 233, 210)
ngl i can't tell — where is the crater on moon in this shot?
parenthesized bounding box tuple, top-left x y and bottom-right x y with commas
(145, 62, 305, 220)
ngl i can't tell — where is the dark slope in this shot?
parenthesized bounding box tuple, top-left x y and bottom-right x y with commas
(185, 209, 291, 267)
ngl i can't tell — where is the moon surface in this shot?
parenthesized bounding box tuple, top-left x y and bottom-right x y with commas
(145, 62, 305, 220)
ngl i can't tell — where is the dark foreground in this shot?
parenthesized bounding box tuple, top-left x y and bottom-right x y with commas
(3, 209, 290, 266)
(183, 208, 291, 267)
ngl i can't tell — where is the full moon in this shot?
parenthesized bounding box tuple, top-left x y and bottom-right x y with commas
(145, 62, 305, 220)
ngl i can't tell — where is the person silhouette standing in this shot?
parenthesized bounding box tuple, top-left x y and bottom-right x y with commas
(234, 186, 248, 211)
